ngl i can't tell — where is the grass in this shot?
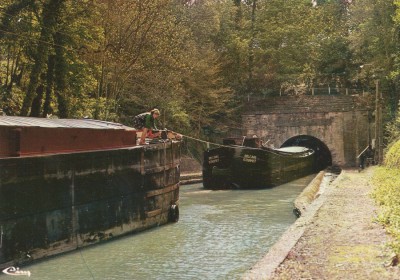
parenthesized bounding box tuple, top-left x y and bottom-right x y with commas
(371, 140, 400, 255)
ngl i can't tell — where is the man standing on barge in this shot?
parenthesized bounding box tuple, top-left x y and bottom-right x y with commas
(132, 108, 161, 145)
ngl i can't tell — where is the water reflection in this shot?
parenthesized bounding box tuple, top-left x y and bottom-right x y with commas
(1, 174, 315, 280)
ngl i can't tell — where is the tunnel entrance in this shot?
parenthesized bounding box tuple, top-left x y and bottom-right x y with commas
(281, 135, 332, 170)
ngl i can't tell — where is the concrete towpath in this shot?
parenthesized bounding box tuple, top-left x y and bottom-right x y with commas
(244, 167, 400, 279)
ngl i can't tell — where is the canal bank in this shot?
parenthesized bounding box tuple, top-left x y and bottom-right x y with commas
(244, 167, 400, 279)
(180, 172, 202, 185)
(180, 155, 202, 185)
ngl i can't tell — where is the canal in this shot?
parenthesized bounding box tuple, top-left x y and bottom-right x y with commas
(2, 174, 316, 280)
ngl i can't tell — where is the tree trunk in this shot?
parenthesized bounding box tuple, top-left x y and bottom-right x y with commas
(30, 78, 45, 117)
(53, 31, 68, 118)
(20, 0, 65, 116)
(247, 0, 257, 94)
(42, 55, 55, 117)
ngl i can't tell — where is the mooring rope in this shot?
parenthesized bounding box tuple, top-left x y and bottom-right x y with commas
(172, 131, 311, 160)
(170, 130, 252, 150)
(79, 248, 95, 280)
(178, 132, 247, 150)
(178, 133, 225, 148)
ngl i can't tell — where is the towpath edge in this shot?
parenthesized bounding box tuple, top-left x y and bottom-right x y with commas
(243, 167, 400, 280)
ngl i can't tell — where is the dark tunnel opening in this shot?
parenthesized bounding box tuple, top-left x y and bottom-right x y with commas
(281, 135, 332, 170)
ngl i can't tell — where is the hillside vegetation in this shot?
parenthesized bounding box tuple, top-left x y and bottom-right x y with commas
(2, 0, 400, 141)
(372, 140, 400, 255)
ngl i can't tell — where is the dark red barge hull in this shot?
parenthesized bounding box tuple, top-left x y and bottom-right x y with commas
(0, 117, 137, 157)
(0, 117, 181, 269)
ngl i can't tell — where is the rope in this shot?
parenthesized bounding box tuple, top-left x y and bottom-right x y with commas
(180, 133, 225, 148)
(168, 130, 246, 149)
(177, 132, 255, 150)
(78, 248, 95, 279)
(174, 131, 313, 160)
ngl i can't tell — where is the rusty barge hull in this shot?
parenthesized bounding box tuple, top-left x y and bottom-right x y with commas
(0, 117, 181, 269)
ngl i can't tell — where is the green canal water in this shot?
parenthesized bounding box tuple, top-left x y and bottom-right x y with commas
(1, 174, 316, 280)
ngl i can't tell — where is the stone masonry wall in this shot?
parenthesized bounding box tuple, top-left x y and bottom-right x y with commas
(241, 96, 373, 167)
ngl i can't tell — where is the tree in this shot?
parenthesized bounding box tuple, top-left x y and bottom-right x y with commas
(211, 0, 253, 99)
(349, 0, 398, 117)
(20, 0, 65, 116)
(176, 0, 234, 136)
(0, 0, 36, 114)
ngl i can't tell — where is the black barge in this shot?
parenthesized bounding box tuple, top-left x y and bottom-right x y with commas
(0, 116, 181, 269)
(203, 137, 316, 189)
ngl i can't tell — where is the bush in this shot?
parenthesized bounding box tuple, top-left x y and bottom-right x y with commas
(372, 140, 400, 255)
(384, 140, 400, 169)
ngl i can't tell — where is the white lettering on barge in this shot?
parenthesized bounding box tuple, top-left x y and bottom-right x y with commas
(243, 154, 256, 163)
(208, 155, 219, 164)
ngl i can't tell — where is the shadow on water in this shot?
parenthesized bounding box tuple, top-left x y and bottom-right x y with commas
(3, 174, 317, 280)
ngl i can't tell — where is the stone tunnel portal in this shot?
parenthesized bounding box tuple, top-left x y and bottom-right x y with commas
(281, 135, 332, 170)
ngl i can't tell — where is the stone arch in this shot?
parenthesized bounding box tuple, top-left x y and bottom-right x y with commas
(242, 95, 374, 167)
(281, 135, 332, 169)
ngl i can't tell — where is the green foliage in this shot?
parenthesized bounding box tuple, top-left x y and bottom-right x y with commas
(385, 111, 400, 153)
(69, 95, 118, 121)
(211, 0, 353, 97)
(0, 0, 400, 145)
(383, 139, 400, 168)
(372, 165, 400, 255)
(373, 96, 400, 256)
(349, 0, 398, 115)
